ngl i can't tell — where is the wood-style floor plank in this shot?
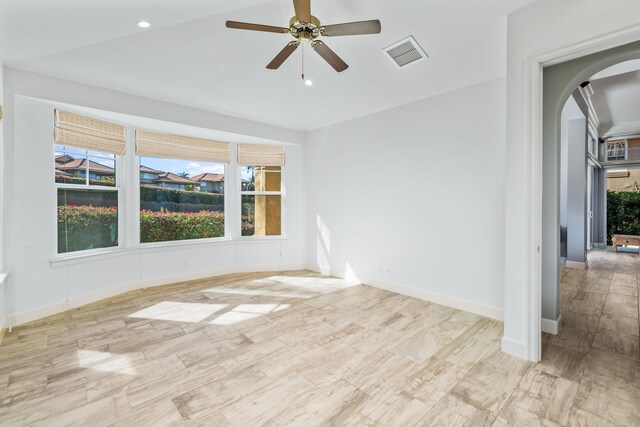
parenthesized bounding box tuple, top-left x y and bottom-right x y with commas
(0, 255, 638, 426)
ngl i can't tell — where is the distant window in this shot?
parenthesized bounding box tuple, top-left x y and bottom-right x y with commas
(55, 145, 118, 254)
(140, 172, 156, 180)
(607, 140, 626, 161)
(240, 166, 282, 236)
(139, 157, 225, 243)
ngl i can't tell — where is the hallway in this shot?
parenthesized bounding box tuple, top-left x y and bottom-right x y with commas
(539, 250, 639, 425)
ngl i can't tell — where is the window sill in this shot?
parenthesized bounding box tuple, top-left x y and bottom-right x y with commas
(234, 236, 288, 243)
(50, 236, 288, 267)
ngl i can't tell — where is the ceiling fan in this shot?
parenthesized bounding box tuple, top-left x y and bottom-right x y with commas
(226, 0, 381, 73)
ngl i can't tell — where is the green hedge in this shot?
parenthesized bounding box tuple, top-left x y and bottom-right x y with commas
(56, 174, 115, 187)
(607, 191, 640, 244)
(58, 206, 255, 250)
(58, 205, 118, 253)
(140, 210, 224, 242)
(140, 185, 223, 207)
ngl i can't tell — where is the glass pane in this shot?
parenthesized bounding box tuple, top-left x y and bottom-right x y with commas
(241, 194, 281, 236)
(55, 145, 116, 186)
(58, 188, 118, 254)
(241, 166, 281, 192)
(139, 157, 225, 243)
(88, 155, 116, 186)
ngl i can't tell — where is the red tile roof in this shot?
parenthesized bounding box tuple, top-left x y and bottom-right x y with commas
(155, 172, 198, 185)
(140, 165, 162, 173)
(190, 173, 224, 183)
(56, 158, 115, 174)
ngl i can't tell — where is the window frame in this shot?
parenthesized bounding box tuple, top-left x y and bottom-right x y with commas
(238, 165, 286, 239)
(53, 145, 124, 257)
(51, 117, 288, 263)
(606, 139, 627, 161)
(136, 154, 230, 247)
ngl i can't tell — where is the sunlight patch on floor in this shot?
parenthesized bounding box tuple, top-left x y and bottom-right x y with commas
(201, 286, 315, 299)
(265, 276, 358, 292)
(210, 303, 290, 325)
(128, 301, 227, 323)
(77, 349, 138, 375)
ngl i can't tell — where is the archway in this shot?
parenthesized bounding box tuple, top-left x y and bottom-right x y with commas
(540, 40, 640, 354)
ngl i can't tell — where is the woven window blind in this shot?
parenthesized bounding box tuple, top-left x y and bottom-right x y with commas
(54, 109, 126, 155)
(136, 130, 230, 163)
(237, 144, 285, 166)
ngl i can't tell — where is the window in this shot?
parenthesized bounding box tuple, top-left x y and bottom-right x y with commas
(139, 156, 225, 243)
(54, 110, 125, 255)
(55, 145, 119, 254)
(607, 140, 626, 161)
(237, 144, 285, 237)
(240, 166, 282, 236)
(136, 130, 230, 244)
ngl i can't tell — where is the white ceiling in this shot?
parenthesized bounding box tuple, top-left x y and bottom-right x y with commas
(1, 0, 539, 131)
(590, 64, 640, 137)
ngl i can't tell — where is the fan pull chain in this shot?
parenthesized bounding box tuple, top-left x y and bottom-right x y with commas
(301, 43, 305, 81)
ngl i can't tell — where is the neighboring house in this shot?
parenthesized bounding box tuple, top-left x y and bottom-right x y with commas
(606, 137, 640, 161)
(55, 154, 75, 165)
(154, 172, 200, 191)
(55, 156, 115, 181)
(139, 165, 162, 185)
(191, 173, 224, 194)
(56, 156, 206, 191)
(55, 168, 72, 177)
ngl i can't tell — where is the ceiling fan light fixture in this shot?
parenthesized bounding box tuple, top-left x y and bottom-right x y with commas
(226, 0, 381, 73)
(305, 79, 313, 86)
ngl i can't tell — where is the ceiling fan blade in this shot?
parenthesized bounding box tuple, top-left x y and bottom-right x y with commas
(267, 42, 300, 69)
(226, 21, 289, 34)
(322, 20, 381, 37)
(293, 0, 311, 23)
(312, 41, 348, 72)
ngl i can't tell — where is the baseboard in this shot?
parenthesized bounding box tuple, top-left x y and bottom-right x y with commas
(541, 314, 562, 335)
(10, 264, 306, 326)
(306, 264, 504, 321)
(501, 336, 527, 359)
(565, 260, 587, 270)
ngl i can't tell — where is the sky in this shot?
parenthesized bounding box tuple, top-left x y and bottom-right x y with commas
(140, 157, 224, 177)
(56, 145, 225, 178)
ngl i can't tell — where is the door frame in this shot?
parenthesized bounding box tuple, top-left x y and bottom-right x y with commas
(523, 24, 640, 361)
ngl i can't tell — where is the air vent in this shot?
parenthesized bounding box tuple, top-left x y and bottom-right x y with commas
(383, 36, 427, 68)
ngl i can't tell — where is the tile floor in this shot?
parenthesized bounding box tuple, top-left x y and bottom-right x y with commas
(0, 263, 638, 426)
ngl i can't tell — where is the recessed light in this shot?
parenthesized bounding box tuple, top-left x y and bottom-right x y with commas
(305, 79, 313, 86)
(137, 21, 151, 29)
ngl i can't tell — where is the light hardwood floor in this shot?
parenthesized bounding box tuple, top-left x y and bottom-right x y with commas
(0, 264, 638, 426)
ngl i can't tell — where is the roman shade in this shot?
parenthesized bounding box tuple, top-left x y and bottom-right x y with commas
(54, 109, 126, 155)
(136, 130, 230, 163)
(237, 144, 286, 166)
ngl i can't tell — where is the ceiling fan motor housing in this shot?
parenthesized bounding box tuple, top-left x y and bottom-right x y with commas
(289, 16, 321, 41)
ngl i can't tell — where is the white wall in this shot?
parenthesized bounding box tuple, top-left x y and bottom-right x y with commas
(305, 78, 506, 319)
(560, 95, 585, 248)
(4, 71, 306, 325)
(504, 0, 640, 359)
(0, 60, 5, 328)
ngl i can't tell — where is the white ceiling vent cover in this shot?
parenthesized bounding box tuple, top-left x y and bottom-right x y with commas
(383, 36, 427, 68)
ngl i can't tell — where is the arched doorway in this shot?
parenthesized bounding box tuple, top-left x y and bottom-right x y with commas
(540, 41, 640, 359)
